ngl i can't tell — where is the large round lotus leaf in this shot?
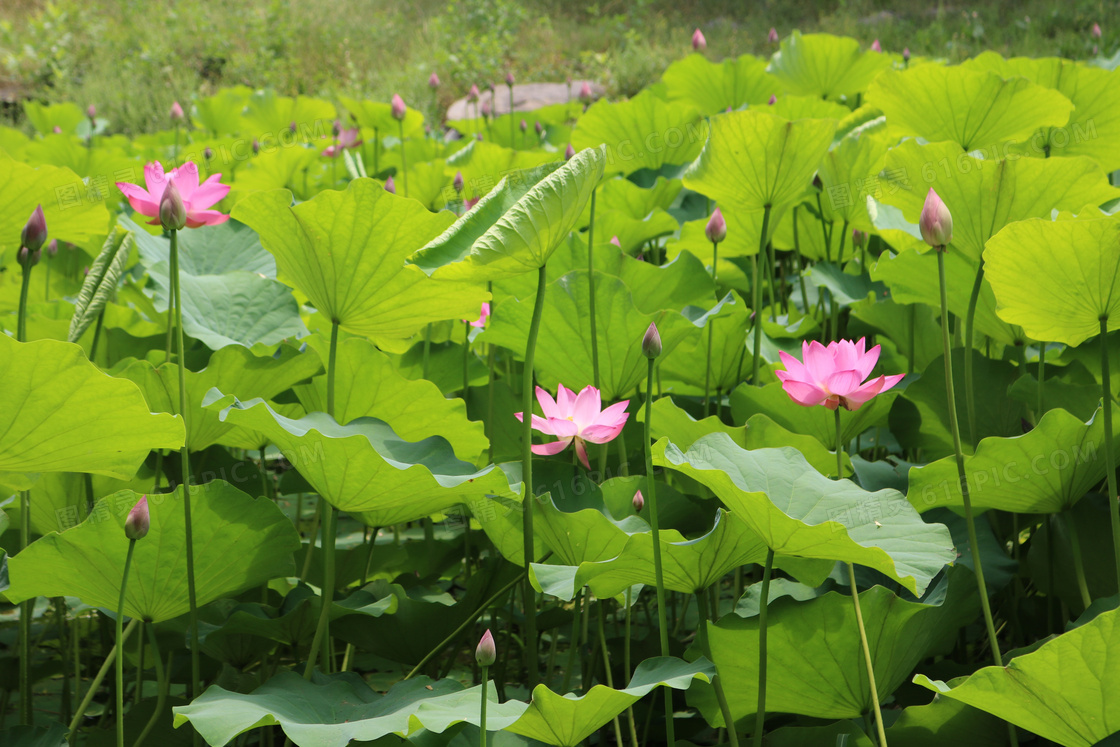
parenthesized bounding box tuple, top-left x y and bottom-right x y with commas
(441, 140, 560, 202)
(533, 492, 648, 567)
(239, 91, 336, 139)
(817, 132, 890, 229)
(962, 52, 1120, 171)
(766, 31, 891, 99)
(191, 86, 252, 136)
(338, 96, 425, 138)
(410, 147, 604, 280)
(571, 91, 706, 177)
(7, 482, 301, 622)
(204, 394, 517, 524)
(654, 435, 956, 595)
(232, 179, 487, 342)
(875, 140, 1119, 261)
(907, 404, 1120, 514)
(697, 568, 976, 723)
(985, 214, 1120, 347)
(866, 64, 1073, 151)
(0, 336, 183, 487)
(915, 606, 1120, 746)
(660, 53, 783, 115)
(682, 110, 836, 218)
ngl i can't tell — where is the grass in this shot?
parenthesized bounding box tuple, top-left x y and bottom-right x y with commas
(1, 0, 1117, 135)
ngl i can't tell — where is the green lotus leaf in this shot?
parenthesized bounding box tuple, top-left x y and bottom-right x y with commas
(654, 435, 956, 594)
(882, 683, 1010, 746)
(22, 101, 85, 135)
(660, 53, 783, 115)
(766, 31, 891, 99)
(338, 96, 425, 139)
(571, 92, 706, 177)
(7, 482, 300, 622)
(915, 606, 1120, 746)
(665, 208, 770, 267)
(801, 262, 886, 307)
(817, 132, 890, 228)
(483, 270, 697, 401)
(227, 144, 318, 203)
(68, 224, 134, 342)
(20, 135, 141, 206)
(769, 203, 845, 262)
(908, 404, 1120, 514)
(191, 86, 253, 135)
(876, 140, 1120, 262)
(442, 140, 560, 201)
(232, 179, 488, 341)
(769, 94, 853, 122)
(985, 215, 1120, 347)
(533, 492, 648, 567)
(657, 292, 749, 394)
(240, 92, 336, 140)
(585, 175, 682, 225)
(699, 567, 975, 723)
(293, 336, 486, 462)
(593, 208, 679, 256)
(113, 343, 322, 452)
(0, 336, 183, 486)
(0, 151, 111, 257)
(729, 380, 898, 449)
(682, 110, 836, 219)
(866, 64, 1073, 151)
(961, 52, 1120, 171)
(204, 394, 517, 524)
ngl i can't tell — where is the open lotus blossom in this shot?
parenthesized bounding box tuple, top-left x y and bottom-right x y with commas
(322, 124, 362, 156)
(776, 338, 904, 411)
(515, 384, 629, 469)
(116, 161, 229, 228)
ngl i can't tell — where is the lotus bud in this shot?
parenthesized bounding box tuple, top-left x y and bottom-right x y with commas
(870, 39, 882, 52)
(506, 71, 515, 87)
(535, 120, 543, 135)
(252, 139, 260, 154)
(391, 94, 407, 121)
(475, 629, 496, 667)
(86, 104, 96, 119)
(1092, 23, 1103, 38)
(610, 236, 621, 247)
(705, 207, 727, 244)
(159, 182, 187, 231)
(46, 239, 58, 257)
(565, 143, 575, 160)
(124, 496, 150, 540)
(468, 84, 480, 102)
(52, 125, 62, 134)
(429, 71, 441, 89)
(903, 47, 911, 62)
(289, 121, 298, 134)
(768, 94, 777, 105)
(852, 229, 866, 248)
(579, 81, 593, 102)
(170, 101, 184, 121)
(332, 119, 342, 137)
(520, 119, 527, 132)
(692, 28, 707, 51)
(632, 490, 645, 512)
(919, 188, 953, 249)
(642, 322, 662, 359)
(453, 171, 464, 193)
(17, 246, 40, 268)
(385, 176, 396, 194)
(481, 99, 492, 117)
(204, 146, 213, 161)
(21, 204, 47, 254)
(768, 27, 779, 43)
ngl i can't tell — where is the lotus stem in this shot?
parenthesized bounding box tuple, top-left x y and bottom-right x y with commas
(624, 587, 640, 747)
(752, 548, 774, 747)
(1099, 317, 1120, 586)
(964, 264, 985, 444)
(836, 219, 849, 266)
(588, 188, 600, 390)
(133, 624, 170, 747)
(520, 263, 549, 688)
(696, 591, 739, 747)
(115, 539, 136, 747)
(561, 588, 583, 693)
(643, 356, 675, 747)
(1064, 512, 1092, 610)
(67, 619, 138, 742)
(596, 601, 626, 747)
(398, 120, 408, 198)
(815, 193, 831, 262)
(704, 238, 718, 416)
(751, 206, 772, 386)
(847, 563, 888, 746)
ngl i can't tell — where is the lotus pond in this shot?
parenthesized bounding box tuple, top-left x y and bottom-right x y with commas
(2, 28, 1120, 747)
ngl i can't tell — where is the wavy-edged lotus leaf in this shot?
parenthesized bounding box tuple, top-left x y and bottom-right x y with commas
(817, 132, 890, 228)
(766, 31, 891, 99)
(190, 86, 253, 136)
(483, 270, 697, 401)
(338, 96, 425, 139)
(729, 380, 898, 450)
(889, 350, 1029, 459)
(592, 208, 679, 257)
(682, 110, 836, 219)
(584, 175, 682, 226)
(660, 53, 783, 115)
(698, 567, 976, 724)
(7, 482, 300, 622)
(908, 404, 1120, 514)
(233, 179, 487, 341)
(113, 343, 321, 452)
(866, 64, 1073, 151)
(571, 92, 706, 177)
(204, 394, 517, 523)
(915, 606, 1120, 746)
(569, 236, 714, 314)
(293, 336, 488, 463)
(411, 147, 604, 281)
(884, 687, 1007, 746)
(0, 151, 111, 255)
(770, 95, 853, 123)
(642, 397, 852, 477)
(985, 215, 1120, 347)
(655, 435, 956, 594)
(442, 140, 560, 201)
(240, 91, 336, 140)
(0, 336, 183, 487)
(227, 144, 318, 203)
(533, 492, 648, 567)
(22, 101, 85, 135)
(962, 52, 1120, 171)
(128, 214, 277, 278)
(657, 291, 750, 393)
(876, 140, 1120, 262)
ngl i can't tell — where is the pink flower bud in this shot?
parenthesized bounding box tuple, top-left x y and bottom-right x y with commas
(852, 229, 866, 247)
(52, 125, 61, 134)
(159, 182, 187, 231)
(768, 94, 777, 105)
(903, 47, 911, 62)
(17, 246, 40, 268)
(170, 101, 184, 121)
(632, 490, 645, 512)
(429, 72, 441, 89)
(919, 188, 953, 248)
(705, 208, 727, 244)
(610, 236, 621, 247)
(391, 94, 407, 121)
(87, 104, 96, 119)
(21, 204, 47, 254)
(870, 39, 882, 53)
(579, 81, 593, 102)
(768, 27, 779, 43)
(476, 629, 496, 666)
(642, 322, 662, 359)
(289, 121, 297, 134)
(565, 143, 576, 160)
(453, 171, 464, 193)
(385, 176, 396, 194)
(481, 99, 492, 117)
(468, 84, 480, 102)
(520, 119, 527, 132)
(252, 139, 260, 154)
(1092, 23, 1103, 39)
(534, 120, 543, 135)
(506, 71, 515, 86)
(692, 28, 707, 51)
(46, 239, 58, 257)
(125, 496, 150, 540)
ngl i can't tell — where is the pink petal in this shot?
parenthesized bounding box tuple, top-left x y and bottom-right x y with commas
(190, 174, 230, 210)
(532, 438, 573, 456)
(144, 161, 167, 195)
(841, 373, 903, 409)
(514, 411, 556, 434)
(777, 350, 811, 383)
(184, 210, 229, 228)
(825, 369, 866, 398)
(546, 418, 580, 439)
(572, 386, 602, 430)
(856, 342, 881, 380)
(555, 384, 577, 414)
(574, 439, 590, 470)
(535, 386, 561, 420)
(594, 400, 630, 428)
(832, 340, 861, 373)
(801, 340, 834, 384)
(115, 181, 158, 218)
(582, 420, 627, 443)
(172, 161, 201, 202)
(779, 379, 830, 407)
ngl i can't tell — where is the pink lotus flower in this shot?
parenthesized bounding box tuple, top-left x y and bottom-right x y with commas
(768, 27, 779, 43)
(870, 39, 882, 52)
(579, 81, 593, 102)
(116, 161, 229, 228)
(391, 94, 407, 121)
(468, 302, 490, 328)
(776, 338, 904, 411)
(429, 72, 441, 89)
(170, 101, 184, 121)
(321, 124, 362, 156)
(468, 84, 480, 102)
(1092, 22, 1103, 38)
(516, 385, 629, 469)
(692, 28, 707, 51)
